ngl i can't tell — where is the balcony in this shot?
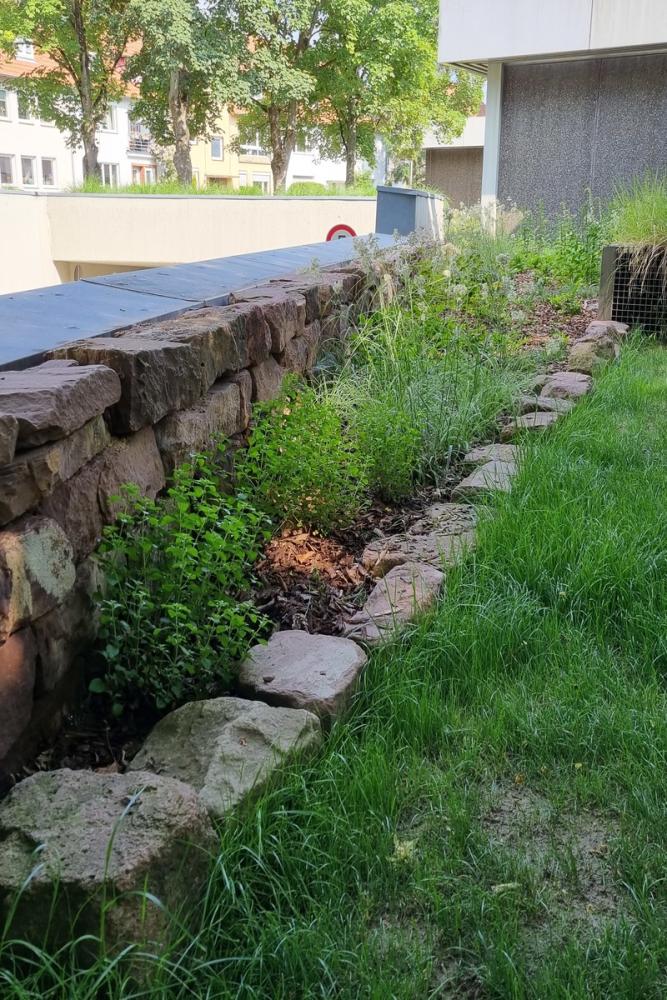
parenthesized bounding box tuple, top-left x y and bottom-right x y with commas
(128, 135, 152, 155)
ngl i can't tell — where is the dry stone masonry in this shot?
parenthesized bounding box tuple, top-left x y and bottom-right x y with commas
(0, 259, 375, 777)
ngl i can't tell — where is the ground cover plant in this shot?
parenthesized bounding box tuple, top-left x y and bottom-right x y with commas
(2, 341, 666, 998)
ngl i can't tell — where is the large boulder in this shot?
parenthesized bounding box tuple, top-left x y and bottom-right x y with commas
(540, 371, 592, 401)
(0, 769, 215, 952)
(362, 503, 477, 577)
(0, 416, 110, 526)
(0, 628, 36, 761)
(0, 516, 76, 641)
(0, 414, 19, 467)
(155, 380, 243, 475)
(0, 361, 120, 448)
(343, 562, 443, 645)
(51, 338, 205, 435)
(240, 630, 368, 719)
(129, 697, 321, 819)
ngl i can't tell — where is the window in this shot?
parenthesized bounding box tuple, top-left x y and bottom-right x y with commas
(131, 163, 157, 184)
(100, 106, 116, 132)
(0, 89, 8, 119)
(21, 155, 35, 186)
(240, 130, 269, 157)
(17, 93, 32, 121)
(100, 162, 119, 187)
(0, 154, 13, 185)
(15, 40, 35, 62)
(41, 157, 55, 187)
(252, 173, 270, 193)
(210, 136, 224, 160)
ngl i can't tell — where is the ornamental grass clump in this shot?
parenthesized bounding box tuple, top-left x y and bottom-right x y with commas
(605, 172, 667, 297)
(92, 450, 270, 716)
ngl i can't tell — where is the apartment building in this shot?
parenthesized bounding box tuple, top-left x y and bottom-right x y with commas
(438, 0, 667, 219)
(424, 106, 486, 207)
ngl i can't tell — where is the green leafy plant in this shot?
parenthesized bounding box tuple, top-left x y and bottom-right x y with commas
(92, 451, 270, 715)
(236, 376, 369, 531)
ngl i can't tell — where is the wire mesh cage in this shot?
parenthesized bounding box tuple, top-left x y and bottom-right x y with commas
(599, 245, 667, 333)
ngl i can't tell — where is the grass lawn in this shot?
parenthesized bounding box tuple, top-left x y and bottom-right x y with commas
(3, 343, 667, 997)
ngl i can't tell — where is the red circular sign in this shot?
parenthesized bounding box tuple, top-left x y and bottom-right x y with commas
(326, 223, 357, 241)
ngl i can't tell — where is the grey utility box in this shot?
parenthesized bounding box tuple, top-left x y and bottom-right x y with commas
(375, 186, 444, 240)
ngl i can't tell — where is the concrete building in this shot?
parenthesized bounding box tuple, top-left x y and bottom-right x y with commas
(438, 0, 667, 220)
(424, 108, 485, 207)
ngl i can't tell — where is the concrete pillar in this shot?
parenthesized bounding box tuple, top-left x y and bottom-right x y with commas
(481, 60, 503, 233)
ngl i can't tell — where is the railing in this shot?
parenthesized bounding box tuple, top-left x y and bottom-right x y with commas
(128, 136, 152, 155)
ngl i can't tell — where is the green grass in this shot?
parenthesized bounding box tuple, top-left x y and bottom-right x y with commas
(70, 178, 376, 197)
(3, 343, 667, 997)
(606, 173, 667, 247)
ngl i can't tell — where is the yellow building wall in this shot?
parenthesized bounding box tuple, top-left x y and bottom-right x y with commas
(190, 108, 240, 188)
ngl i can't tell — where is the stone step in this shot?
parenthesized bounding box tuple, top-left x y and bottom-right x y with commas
(501, 410, 561, 440)
(518, 394, 574, 415)
(239, 630, 368, 719)
(129, 697, 321, 820)
(343, 561, 444, 645)
(361, 502, 477, 578)
(539, 371, 592, 401)
(464, 443, 519, 467)
(452, 460, 516, 499)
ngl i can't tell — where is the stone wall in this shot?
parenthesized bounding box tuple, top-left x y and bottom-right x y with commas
(0, 259, 378, 782)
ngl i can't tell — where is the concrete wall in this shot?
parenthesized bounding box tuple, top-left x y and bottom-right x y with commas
(439, 0, 667, 63)
(497, 52, 667, 216)
(425, 147, 483, 207)
(0, 194, 60, 293)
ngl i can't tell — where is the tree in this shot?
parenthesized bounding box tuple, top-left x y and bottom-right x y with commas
(128, 1, 242, 185)
(226, 0, 322, 192)
(309, 0, 482, 187)
(0, 0, 142, 178)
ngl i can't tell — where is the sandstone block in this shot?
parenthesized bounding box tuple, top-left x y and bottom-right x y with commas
(250, 357, 287, 402)
(155, 380, 243, 475)
(0, 361, 120, 448)
(229, 288, 306, 353)
(501, 411, 560, 440)
(585, 320, 629, 340)
(32, 558, 103, 696)
(451, 460, 517, 499)
(0, 769, 215, 952)
(0, 416, 110, 526)
(518, 394, 574, 415)
(343, 562, 443, 645)
(240, 630, 368, 718)
(279, 322, 321, 374)
(540, 371, 592, 401)
(268, 272, 357, 322)
(39, 458, 105, 562)
(0, 414, 19, 467)
(362, 503, 477, 577)
(464, 443, 519, 467)
(568, 332, 619, 374)
(0, 516, 76, 641)
(129, 697, 321, 818)
(98, 427, 165, 520)
(228, 369, 253, 428)
(51, 338, 204, 435)
(0, 629, 36, 760)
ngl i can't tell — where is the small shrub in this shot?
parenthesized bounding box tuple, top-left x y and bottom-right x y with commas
(287, 181, 328, 196)
(352, 394, 421, 501)
(236, 376, 369, 531)
(92, 451, 270, 715)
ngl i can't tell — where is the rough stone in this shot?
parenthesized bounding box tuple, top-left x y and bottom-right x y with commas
(0, 769, 215, 951)
(452, 460, 517, 498)
(32, 558, 103, 696)
(501, 411, 561, 439)
(568, 334, 619, 374)
(155, 380, 243, 475)
(585, 319, 629, 340)
(463, 443, 519, 467)
(362, 503, 477, 577)
(518, 394, 574, 415)
(250, 356, 287, 402)
(98, 427, 166, 520)
(540, 371, 592, 401)
(0, 414, 19, 467)
(239, 630, 368, 718)
(129, 697, 321, 818)
(268, 272, 357, 322)
(0, 361, 121, 448)
(228, 369, 253, 428)
(39, 458, 105, 562)
(279, 322, 321, 374)
(229, 288, 306, 353)
(0, 516, 76, 641)
(51, 338, 205, 435)
(0, 416, 110, 526)
(343, 562, 444, 645)
(0, 629, 36, 760)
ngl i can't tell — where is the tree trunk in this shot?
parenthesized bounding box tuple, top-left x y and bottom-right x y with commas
(268, 102, 298, 194)
(82, 126, 99, 180)
(169, 70, 192, 185)
(345, 123, 357, 188)
(73, 0, 100, 180)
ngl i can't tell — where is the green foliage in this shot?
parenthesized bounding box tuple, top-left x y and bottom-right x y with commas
(605, 172, 667, 247)
(235, 376, 368, 531)
(286, 181, 327, 196)
(93, 451, 270, 715)
(509, 201, 604, 288)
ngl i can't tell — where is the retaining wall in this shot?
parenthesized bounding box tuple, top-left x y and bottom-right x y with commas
(0, 258, 386, 781)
